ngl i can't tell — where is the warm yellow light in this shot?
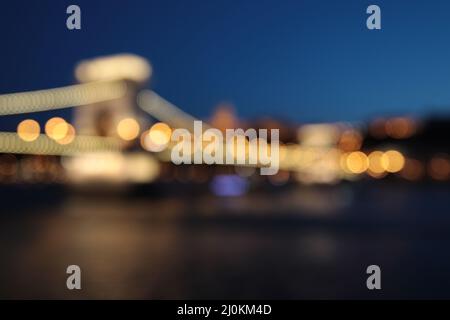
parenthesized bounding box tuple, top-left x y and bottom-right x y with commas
(63, 152, 160, 183)
(52, 122, 69, 140)
(17, 119, 40, 142)
(345, 151, 369, 174)
(141, 131, 162, 152)
(381, 150, 405, 173)
(117, 118, 140, 141)
(368, 151, 385, 174)
(149, 130, 167, 146)
(141, 123, 173, 152)
(56, 124, 76, 145)
(149, 123, 171, 145)
(45, 117, 66, 139)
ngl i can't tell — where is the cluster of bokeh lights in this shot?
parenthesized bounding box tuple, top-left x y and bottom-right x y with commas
(141, 122, 172, 152)
(18, 117, 76, 145)
(341, 150, 405, 176)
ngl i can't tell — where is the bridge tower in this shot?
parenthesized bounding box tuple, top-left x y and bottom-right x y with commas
(73, 54, 152, 140)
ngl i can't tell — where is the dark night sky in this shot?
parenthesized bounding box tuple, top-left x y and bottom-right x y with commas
(1, 0, 450, 130)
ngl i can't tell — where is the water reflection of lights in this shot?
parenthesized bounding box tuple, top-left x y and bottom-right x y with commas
(211, 175, 248, 197)
(203, 186, 353, 215)
(0, 154, 18, 178)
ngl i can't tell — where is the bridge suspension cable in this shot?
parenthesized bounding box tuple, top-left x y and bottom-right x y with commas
(137, 90, 211, 131)
(0, 80, 128, 116)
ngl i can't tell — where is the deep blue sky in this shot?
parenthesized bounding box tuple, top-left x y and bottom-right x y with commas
(1, 0, 450, 129)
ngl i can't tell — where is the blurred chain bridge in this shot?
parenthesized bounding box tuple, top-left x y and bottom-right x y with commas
(0, 54, 188, 183)
(0, 54, 290, 185)
(0, 54, 444, 186)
